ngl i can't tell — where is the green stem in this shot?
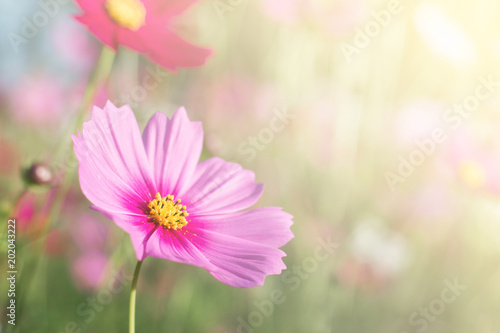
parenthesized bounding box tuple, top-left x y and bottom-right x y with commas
(129, 260, 143, 333)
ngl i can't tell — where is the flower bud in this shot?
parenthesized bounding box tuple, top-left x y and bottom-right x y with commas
(23, 163, 54, 186)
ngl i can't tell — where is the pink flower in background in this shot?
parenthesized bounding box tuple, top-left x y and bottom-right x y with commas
(260, 0, 367, 37)
(392, 100, 445, 149)
(71, 251, 109, 291)
(74, 0, 212, 71)
(73, 102, 293, 288)
(71, 215, 109, 251)
(260, 0, 301, 25)
(8, 74, 68, 125)
(319, 0, 367, 38)
(69, 214, 111, 290)
(14, 191, 56, 238)
(444, 130, 500, 194)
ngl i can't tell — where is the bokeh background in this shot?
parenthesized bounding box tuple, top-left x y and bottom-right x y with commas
(2, 0, 500, 332)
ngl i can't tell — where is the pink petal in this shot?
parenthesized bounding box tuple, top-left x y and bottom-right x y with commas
(75, 13, 118, 49)
(184, 227, 288, 288)
(91, 206, 145, 233)
(93, 207, 154, 261)
(118, 26, 212, 71)
(141, 227, 215, 267)
(74, 0, 106, 14)
(73, 101, 156, 216)
(141, 223, 288, 287)
(129, 219, 158, 261)
(142, 0, 203, 20)
(73, 0, 118, 50)
(180, 157, 264, 215)
(190, 207, 294, 248)
(142, 108, 203, 197)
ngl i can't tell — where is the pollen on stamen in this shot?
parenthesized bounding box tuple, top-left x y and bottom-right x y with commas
(105, 0, 146, 31)
(147, 193, 189, 230)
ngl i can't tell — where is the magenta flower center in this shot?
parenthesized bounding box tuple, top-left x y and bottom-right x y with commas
(147, 193, 189, 230)
(105, 0, 146, 31)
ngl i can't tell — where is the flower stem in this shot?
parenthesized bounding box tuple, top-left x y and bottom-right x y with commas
(129, 260, 143, 333)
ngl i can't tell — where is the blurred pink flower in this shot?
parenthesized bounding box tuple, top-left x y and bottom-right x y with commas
(260, 0, 367, 37)
(73, 102, 294, 288)
(315, 0, 368, 37)
(68, 215, 111, 291)
(392, 100, 445, 148)
(8, 74, 68, 125)
(260, 0, 301, 25)
(71, 215, 109, 252)
(14, 191, 55, 238)
(444, 130, 500, 194)
(74, 0, 212, 71)
(71, 251, 109, 291)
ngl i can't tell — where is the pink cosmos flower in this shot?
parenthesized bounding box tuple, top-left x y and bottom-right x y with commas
(74, 0, 212, 71)
(72, 101, 293, 288)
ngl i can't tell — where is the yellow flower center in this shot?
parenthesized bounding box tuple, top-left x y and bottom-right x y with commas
(105, 0, 146, 31)
(459, 160, 485, 189)
(147, 193, 189, 230)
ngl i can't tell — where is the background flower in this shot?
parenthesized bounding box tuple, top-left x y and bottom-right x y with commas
(74, 0, 212, 71)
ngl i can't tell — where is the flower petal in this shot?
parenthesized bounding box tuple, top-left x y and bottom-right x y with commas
(180, 157, 264, 215)
(73, 101, 156, 215)
(142, 228, 215, 267)
(92, 207, 154, 261)
(74, 1, 119, 49)
(142, 0, 203, 20)
(190, 207, 294, 248)
(142, 108, 203, 197)
(118, 26, 212, 71)
(184, 227, 288, 288)
(140, 224, 287, 288)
